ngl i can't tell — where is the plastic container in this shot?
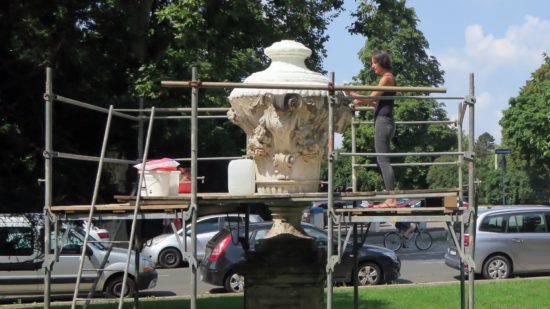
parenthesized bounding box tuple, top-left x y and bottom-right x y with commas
(228, 159, 256, 195)
(169, 171, 181, 196)
(139, 171, 172, 197)
(179, 181, 191, 193)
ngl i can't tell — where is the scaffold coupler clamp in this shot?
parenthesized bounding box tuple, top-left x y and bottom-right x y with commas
(463, 151, 475, 161)
(329, 150, 339, 162)
(43, 150, 54, 159)
(464, 95, 476, 105)
(184, 202, 198, 221)
(43, 93, 55, 101)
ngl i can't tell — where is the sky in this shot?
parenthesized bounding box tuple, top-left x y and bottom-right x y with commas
(324, 0, 550, 146)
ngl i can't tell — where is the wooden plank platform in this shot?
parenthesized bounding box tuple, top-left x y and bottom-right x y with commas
(50, 188, 461, 216)
(50, 203, 189, 213)
(113, 187, 460, 204)
(335, 206, 462, 215)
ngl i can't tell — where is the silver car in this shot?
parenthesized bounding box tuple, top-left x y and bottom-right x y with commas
(141, 213, 263, 268)
(445, 205, 550, 279)
(0, 215, 157, 298)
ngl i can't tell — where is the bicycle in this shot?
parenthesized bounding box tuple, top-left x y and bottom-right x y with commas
(383, 222, 433, 251)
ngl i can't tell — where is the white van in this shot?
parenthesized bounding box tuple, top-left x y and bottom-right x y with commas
(0, 214, 43, 270)
(0, 214, 157, 298)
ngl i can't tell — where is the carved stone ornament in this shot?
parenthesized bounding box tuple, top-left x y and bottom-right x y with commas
(228, 40, 351, 194)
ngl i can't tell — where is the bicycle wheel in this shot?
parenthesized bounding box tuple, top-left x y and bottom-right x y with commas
(415, 231, 433, 250)
(383, 232, 402, 251)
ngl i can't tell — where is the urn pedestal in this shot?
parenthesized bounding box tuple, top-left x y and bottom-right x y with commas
(227, 40, 351, 308)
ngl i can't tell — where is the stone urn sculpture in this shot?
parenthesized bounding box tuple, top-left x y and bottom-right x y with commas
(227, 40, 351, 309)
(228, 40, 351, 197)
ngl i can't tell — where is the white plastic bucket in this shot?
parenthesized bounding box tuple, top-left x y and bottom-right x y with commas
(139, 171, 172, 197)
(228, 159, 256, 195)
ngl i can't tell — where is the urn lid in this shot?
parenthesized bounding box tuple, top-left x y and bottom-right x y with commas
(229, 40, 329, 99)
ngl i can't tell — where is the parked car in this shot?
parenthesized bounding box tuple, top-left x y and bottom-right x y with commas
(82, 221, 110, 245)
(444, 205, 550, 279)
(200, 222, 401, 292)
(141, 213, 263, 268)
(0, 214, 157, 298)
(302, 201, 363, 227)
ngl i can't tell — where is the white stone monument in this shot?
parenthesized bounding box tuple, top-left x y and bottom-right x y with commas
(228, 40, 351, 195)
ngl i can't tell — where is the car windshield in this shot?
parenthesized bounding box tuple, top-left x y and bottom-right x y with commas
(70, 227, 106, 250)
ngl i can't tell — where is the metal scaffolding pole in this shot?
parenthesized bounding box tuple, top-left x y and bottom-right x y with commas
(190, 67, 199, 309)
(351, 120, 358, 192)
(457, 101, 466, 309)
(44, 67, 53, 309)
(326, 72, 336, 309)
(468, 73, 477, 309)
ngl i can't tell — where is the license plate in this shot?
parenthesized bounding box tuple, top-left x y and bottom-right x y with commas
(449, 248, 457, 256)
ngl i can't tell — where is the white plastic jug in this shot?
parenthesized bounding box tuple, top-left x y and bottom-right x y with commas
(228, 159, 256, 195)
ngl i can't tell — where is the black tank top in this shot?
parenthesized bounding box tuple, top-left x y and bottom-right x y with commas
(374, 91, 395, 119)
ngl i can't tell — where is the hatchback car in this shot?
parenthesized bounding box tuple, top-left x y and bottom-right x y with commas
(445, 205, 550, 279)
(200, 222, 400, 292)
(141, 213, 263, 268)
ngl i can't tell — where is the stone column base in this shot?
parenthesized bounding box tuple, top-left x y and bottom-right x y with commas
(240, 234, 325, 309)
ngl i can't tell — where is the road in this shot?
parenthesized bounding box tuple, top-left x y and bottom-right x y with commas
(144, 239, 461, 297)
(0, 239, 461, 304)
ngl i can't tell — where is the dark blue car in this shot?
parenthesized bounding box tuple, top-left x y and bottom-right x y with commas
(200, 222, 401, 292)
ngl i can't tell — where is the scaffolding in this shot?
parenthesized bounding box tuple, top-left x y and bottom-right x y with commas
(42, 67, 477, 309)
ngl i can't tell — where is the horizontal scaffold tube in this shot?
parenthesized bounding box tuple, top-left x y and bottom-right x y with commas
(52, 151, 139, 165)
(161, 81, 447, 93)
(151, 115, 228, 120)
(354, 161, 459, 167)
(354, 120, 456, 125)
(347, 95, 465, 100)
(174, 156, 246, 161)
(340, 151, 464, 157)
(52, 95, 138, 121)
(113, 107, 230, 113)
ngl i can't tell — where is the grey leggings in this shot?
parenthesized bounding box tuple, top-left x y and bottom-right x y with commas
(375, 116, 396, 191)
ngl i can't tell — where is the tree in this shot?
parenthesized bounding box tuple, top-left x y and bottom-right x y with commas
(499, 54, 550, 204)
(474, 132, 495, 160)
(337, 0, 457, 192)
(0, 0, 345, 212)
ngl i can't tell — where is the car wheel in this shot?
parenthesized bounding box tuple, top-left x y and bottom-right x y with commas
(224, 271, 244, 293)
(104, 275, 135, 298)
(159, 248, 182, 268)
(483, 255, 511, 279)
(357, 262, 382, 285)
(383, 232, 402, 251)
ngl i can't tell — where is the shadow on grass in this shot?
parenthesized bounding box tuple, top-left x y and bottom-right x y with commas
(333, 292, 389, 309)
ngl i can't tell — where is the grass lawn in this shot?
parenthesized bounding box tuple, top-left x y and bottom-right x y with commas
(6, 277, 550, 309)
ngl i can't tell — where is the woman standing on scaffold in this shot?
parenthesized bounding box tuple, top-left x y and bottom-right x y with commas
(346, 50, 397, 208)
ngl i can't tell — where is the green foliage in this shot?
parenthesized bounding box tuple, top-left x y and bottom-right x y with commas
(499, 56, 550, 204)
(349, 0, 444, 87)
(337, 0, 456, 192)
(0, 0, 344, 211)
(474, 132, 496, 160)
